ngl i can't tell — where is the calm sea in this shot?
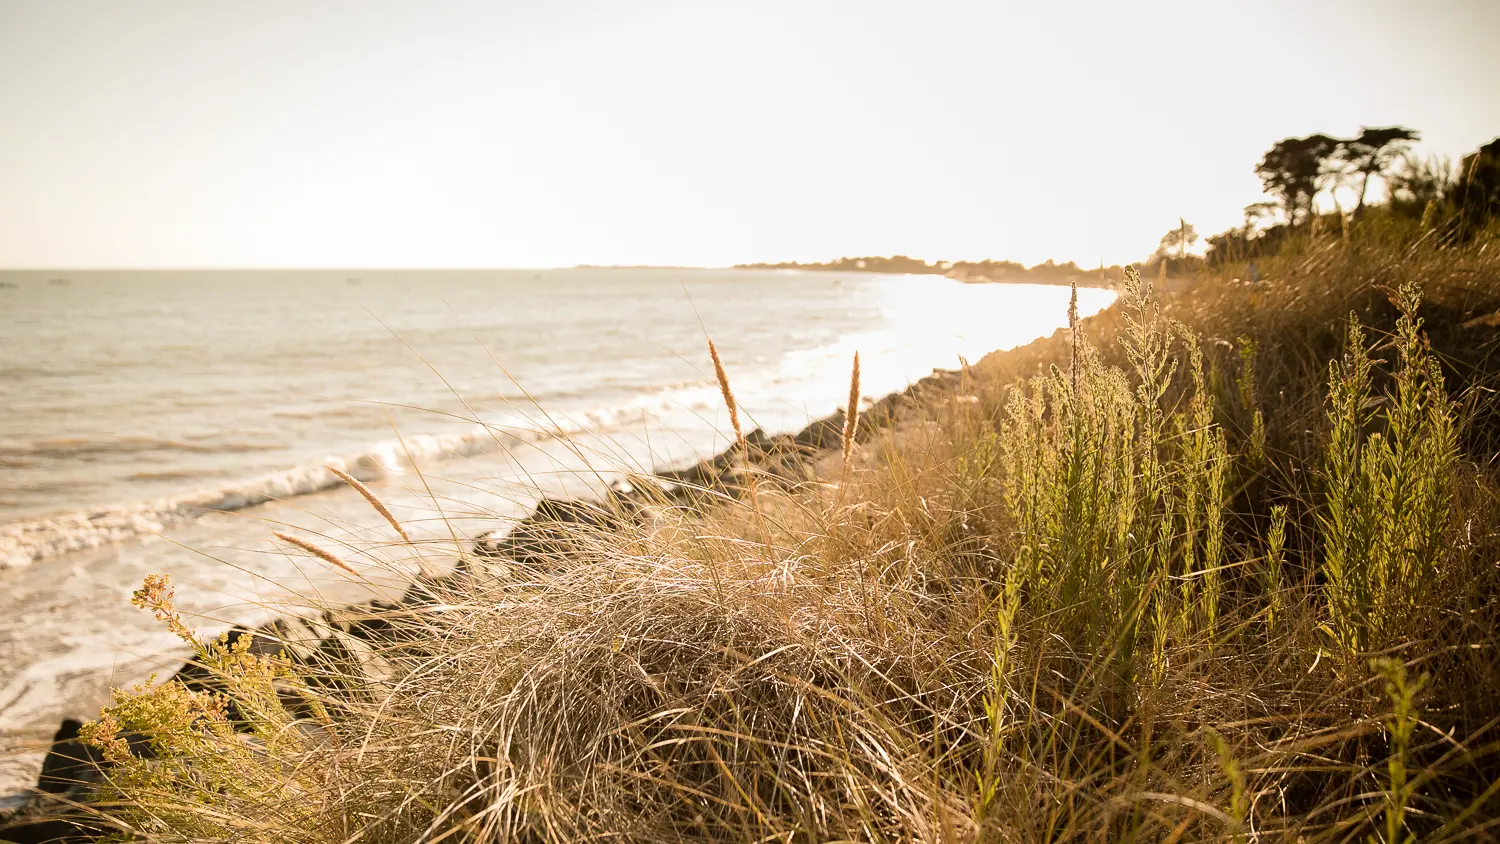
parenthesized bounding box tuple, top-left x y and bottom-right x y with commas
(0, 268, 1113, 795)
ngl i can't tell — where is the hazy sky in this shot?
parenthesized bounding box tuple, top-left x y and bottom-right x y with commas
(1, 0, 1496, 269)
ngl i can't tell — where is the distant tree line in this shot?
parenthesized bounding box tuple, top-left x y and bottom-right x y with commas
(733, 255, 1121, 286)
(735, 255, 940, 275)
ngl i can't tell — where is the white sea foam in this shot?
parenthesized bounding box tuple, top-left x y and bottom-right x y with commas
(0, 403, 663, 570)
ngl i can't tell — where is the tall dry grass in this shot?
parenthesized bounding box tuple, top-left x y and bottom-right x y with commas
(33, 228, 1500, 842)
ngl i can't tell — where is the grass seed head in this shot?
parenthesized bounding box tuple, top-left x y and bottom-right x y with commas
(708, 336, 745, 453)
(842, 351, 861, 469)
(274, 530, 357, 575)
(326, 463, 413, 544)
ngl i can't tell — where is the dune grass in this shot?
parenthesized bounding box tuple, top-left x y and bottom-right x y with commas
(45, 227, 1500, 841)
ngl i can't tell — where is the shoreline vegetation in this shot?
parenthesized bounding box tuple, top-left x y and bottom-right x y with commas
(5, 134, 1500, 841)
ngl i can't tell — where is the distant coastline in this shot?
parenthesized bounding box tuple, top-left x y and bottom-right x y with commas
(732, 255, 1121, 287)
(568, 264, 705, 271)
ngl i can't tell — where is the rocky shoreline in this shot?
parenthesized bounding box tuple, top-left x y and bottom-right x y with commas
(0, 365, 969, 843)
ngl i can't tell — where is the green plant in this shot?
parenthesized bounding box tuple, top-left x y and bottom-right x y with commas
(983, 266, 1239, 826)
(79, 574, 326, 840)
(1371, 658, 1428, 844)
(1207, 727, 1248, 841)
(1263, 504, 1288, 628)
(1237, 336, 1267, 466)
(996, 267, 1233, 668)
(1321, 282, 1458, 658)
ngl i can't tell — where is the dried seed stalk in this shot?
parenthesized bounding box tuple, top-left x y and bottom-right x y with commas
(327, 464, 413, 544)
(274, 531, 357, 575)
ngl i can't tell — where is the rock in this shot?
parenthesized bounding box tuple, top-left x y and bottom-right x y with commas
(791, 412, 846, 452)
(0, 719, 149, 844)
(471, 497, 631, 574)
(0, 809, 100, 843)
(33, 722, 102, 797)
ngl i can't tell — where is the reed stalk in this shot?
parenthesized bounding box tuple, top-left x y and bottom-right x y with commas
(273, 530, 357, 575)
(841, 351, 861, 479)
(326, 464, 413, 544)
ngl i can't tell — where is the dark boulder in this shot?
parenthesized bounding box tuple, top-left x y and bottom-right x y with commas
(0, 720, 150, 843)
(471, 497, 631, 573)
(34, 721, 100, 798)
(0, 811, 101, 843)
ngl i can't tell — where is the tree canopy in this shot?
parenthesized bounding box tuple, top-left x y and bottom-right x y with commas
(1255, 134, 1342, 227)
(1339, 126, 1421, 212)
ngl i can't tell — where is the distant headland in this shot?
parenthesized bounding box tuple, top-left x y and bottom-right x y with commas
(732, 255, 1122, 287)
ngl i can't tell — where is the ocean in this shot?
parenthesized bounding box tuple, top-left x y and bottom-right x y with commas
(0, 268, 1114, 795)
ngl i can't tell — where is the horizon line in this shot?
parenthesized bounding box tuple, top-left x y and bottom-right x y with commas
(0, 264, 739, 273)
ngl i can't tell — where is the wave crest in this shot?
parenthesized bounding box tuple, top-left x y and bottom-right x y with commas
(0, 403, 665, 570)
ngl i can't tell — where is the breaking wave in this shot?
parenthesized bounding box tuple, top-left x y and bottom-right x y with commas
(0, 398, 691, 570)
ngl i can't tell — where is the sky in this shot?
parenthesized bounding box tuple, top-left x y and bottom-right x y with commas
(0, 0, 1497, 269)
